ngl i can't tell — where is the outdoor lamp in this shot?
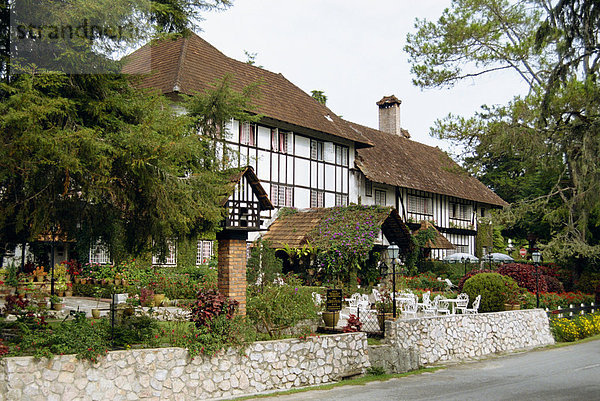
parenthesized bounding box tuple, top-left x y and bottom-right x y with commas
(386, 244, 399, 318)
(387, 244, 399, 263)
(532, 251, 541, 308)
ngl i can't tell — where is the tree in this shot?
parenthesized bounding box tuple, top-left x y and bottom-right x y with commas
(405, 0, 600, 270)
(0, 0, 256, 263)
(310, 90, 327, 105)
(0, 72, 239, 262)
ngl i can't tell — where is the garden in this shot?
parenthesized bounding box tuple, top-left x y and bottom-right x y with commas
(1, 203, 599, 364)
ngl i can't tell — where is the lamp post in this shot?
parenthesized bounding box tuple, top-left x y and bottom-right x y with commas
(532, 251, 541, 308)
(386, 244, 400, 319)
(50, 226, 57, 296)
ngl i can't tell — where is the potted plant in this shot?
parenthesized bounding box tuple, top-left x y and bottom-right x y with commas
(91, 286, 103, 318)
(50, 294, 63, 310)
(64, 282, 73, 297)
(503, 279, 522, 310)
(32, 266, 46, 282)
(376, 290, 396, 330)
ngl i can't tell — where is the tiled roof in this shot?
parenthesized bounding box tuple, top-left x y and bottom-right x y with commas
(122, 33, 372, 147)
(349, 121, 508, 207)
(220, 166, 273, 210)
(261, 207, 412, 251)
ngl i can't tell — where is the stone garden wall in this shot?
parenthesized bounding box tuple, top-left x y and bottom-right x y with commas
(0, 332, 369, 401)
(386, 309, 554, 365)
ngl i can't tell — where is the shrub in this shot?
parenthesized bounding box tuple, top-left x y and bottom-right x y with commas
(457, 269, 494, 292)
(247, 275, 318, 339)
(428, 260, 478, 284)
(544, 275, 565, 293)
(496, 263, 548, 293)
(16, 315, 111, 362)
(574, 271, 600, 294)
(400, 273, 447, 292)
(462, 273, 518, 312)
(189, 288, 238, 329)
(111, 315, 158, 348)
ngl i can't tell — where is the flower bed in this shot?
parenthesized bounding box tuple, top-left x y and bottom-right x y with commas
(521, 291, 594, 309)
(550, 313, 600, 342)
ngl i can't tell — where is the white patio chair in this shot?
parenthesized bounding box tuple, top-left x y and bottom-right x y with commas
(465, 295, 481, 314)
(402, 295, 418, 318)
(436, 296, 451, 315)
(372, 288, 382, 303)
(417, 291, 431, 312)
(455, 293, 469, 314)
(311, 292, 322, 307)
(423, 295, 440, 316)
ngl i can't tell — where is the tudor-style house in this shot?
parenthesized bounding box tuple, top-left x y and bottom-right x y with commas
(120, 33, 507, 260)
(2, 33, 504, 267)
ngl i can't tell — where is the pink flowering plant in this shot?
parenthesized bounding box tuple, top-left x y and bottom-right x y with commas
(309, 205, 388, 283)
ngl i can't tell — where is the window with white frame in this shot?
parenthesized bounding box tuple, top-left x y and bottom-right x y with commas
(451, 203, 472, 220)
(374, 189, 386, 206)
(271, 184, 293, 207)
(310, 190, 324, 207)
(196, 240, 213, 265)
(407, 194, 433, 215)
(335, 193, 348, 206)
(89, 242, 111, 264)
(334, 144, 348, 166)
(365, 179, 372, 197)
(310, 139, 324, 161)
(240, 122, 256, 146)
(152, 239, 177, 265)
(271, 128, 288, 153)
(452, 244, 470, 254)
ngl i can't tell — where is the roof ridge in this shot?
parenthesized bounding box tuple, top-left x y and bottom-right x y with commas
(172, 35, 189, 92)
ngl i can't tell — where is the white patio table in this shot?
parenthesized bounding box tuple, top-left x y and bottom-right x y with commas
(444, 298, 464, 314)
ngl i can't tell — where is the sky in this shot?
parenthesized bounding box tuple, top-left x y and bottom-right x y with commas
(197, 0, 527, 154)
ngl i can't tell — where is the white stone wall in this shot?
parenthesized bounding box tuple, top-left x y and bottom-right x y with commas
(0, 332, 369, 401)
(387, 309, 554, 365)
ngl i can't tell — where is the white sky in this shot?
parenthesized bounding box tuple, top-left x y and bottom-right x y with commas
(198, 0, 527, 154)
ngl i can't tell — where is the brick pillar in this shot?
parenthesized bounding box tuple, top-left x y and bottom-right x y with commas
(217, 231, 248, 316)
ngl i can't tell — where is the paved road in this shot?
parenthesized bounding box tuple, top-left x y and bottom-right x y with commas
(252, 340, 600, 401)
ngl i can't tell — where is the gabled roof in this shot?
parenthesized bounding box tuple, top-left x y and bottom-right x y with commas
(261, 206, 412, 251)
(123, 33, 372, 147)
(220, 166, 273, 210)
(348, 121, 508, 207)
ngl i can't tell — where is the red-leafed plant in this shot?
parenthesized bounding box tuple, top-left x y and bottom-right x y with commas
(343, 314, 362, 333)
(190, 288, 238, 329)
(3, 294, 29, 314)
(497, 263, 548, 293)
(0, 339, 9, 358)
(544, 275, 565, 293)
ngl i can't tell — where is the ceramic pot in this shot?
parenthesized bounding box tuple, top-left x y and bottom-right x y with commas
(321, 311, 340, 328)
(91, 308, 101, 319)
(153, 294, 166, 307)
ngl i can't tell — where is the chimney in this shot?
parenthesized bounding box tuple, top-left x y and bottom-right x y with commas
(377, 95, 408, 138)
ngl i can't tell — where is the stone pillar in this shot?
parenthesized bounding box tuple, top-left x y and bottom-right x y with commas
(217, 231, 248, 316)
